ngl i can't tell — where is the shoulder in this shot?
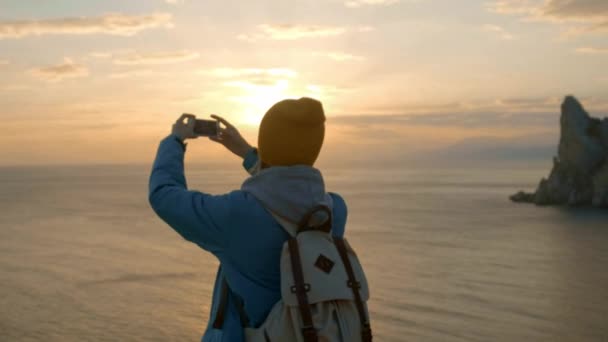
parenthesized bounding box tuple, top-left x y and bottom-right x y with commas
(225, 190, 269, 217)
(328, 192, 348, 235)
(226, 189, 259, 203)
(195, 191, 256, 221)
(329, 192, 347, 213)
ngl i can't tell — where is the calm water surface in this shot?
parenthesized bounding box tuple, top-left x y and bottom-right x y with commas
(1, 163, 607, 341)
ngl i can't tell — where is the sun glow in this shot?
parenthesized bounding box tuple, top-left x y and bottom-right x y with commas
(229, 79, 319, 125)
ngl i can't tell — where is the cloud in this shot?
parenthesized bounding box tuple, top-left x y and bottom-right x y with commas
(588, 20, 608, 32)
(109, 69, 166, 79)
(306, 84, 353, 95)
(89, 52, 113, 58)
(353, 96, 569, 116)
(200, 68, 298, 89)
(312, 51, 365, 61)
(357, 101, 476, 115)
(335, 96, 608, 129)
(0, 13, 172, 39)
(487, 0, 608, 35)
(502, 96, 567, 108)
(542, 0, 608, 20)
(260, 24, 346, 39)
(486, 0, 541, 15)
(0, 84, 30, 91)
(112, 50, 200, 65)
(0, 59, 9, 65)
(28, 58, 89, 82)
(235, 34, 257, 42)
(357, 26, 376, 32)
(564, 21, 608, 35)
(202, 67, 298, 78)
(482, 24, 516, 39)
(344, 0, 400, 8)
(223, 79, 290, 90)
(331, 111, 558, 129)
(238, 24, 348, 41)
(575, 46, 608, 54)
(88, 49, 134, 59)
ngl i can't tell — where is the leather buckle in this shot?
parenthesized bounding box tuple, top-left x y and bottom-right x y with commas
(290, 283, 311, 293)
(347, 280, 361, 289)
(362, 323, 373, 342)
(301, 325, 318, 342)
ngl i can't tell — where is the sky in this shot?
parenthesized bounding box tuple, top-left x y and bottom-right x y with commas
(0, 0, 607, 166)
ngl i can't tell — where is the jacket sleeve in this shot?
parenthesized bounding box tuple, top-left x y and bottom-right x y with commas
(242, 147, 260, 175)
(148, 134, 231, 253)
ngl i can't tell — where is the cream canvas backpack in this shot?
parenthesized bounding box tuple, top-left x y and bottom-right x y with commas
(213, 205, 372, 342)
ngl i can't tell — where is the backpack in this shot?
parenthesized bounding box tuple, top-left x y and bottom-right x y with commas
(213, 205, 373, 342)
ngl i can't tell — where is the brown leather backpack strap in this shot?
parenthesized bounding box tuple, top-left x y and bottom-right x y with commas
(288, 238, 318, 342)
(234, 292, 250, 328)
(334, 238, 373, 342)
(211, 277, 250, 329)
(212, 278, 229, 329)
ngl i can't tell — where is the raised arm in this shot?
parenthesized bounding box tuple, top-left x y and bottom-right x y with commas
(208, 114, 259, 175)
(148, 114, 232, 253)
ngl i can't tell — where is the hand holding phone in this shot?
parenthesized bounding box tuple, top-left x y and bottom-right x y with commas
(208, 114, 253, 158)
(172, 113, 251, 157)
(172, 113, 219, 141)
(172, 113, 198, 141)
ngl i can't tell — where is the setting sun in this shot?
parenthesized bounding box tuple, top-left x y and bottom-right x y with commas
(227, 78, 324, 125)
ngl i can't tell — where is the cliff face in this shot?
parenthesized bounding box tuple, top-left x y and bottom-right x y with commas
(511, 96, 608, 207)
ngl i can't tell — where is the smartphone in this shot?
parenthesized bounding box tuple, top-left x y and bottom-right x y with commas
(193, 118, 219, 137)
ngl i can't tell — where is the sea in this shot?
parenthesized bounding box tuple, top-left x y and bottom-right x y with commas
(1, 162, 607, 342)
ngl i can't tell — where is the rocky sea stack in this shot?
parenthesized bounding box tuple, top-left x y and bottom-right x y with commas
(511, 96, 608, 207)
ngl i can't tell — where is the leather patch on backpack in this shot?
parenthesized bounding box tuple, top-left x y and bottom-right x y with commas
(314, 254, 335, 274)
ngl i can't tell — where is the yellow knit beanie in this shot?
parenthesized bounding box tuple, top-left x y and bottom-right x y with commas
(258, 97, 325, 166)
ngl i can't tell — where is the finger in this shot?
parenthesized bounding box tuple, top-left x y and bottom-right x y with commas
(176, 114, 187, 124)
(210, 114, 233, 129)
(209, 136, 223, 143)
(211, 114, 230, 129)
(178, 113, 195, 123)
(181, 115, 195, 128)
(218, 127, 229, 135)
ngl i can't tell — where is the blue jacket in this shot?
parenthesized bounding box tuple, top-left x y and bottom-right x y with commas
(148, 134, 347, 342)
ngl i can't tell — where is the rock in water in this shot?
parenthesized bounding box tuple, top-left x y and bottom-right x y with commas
(593, 163, 608, 207)
(511, 96, 608, 207)
(558, 97, 605, 172)
(510, 191, 535, 203)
